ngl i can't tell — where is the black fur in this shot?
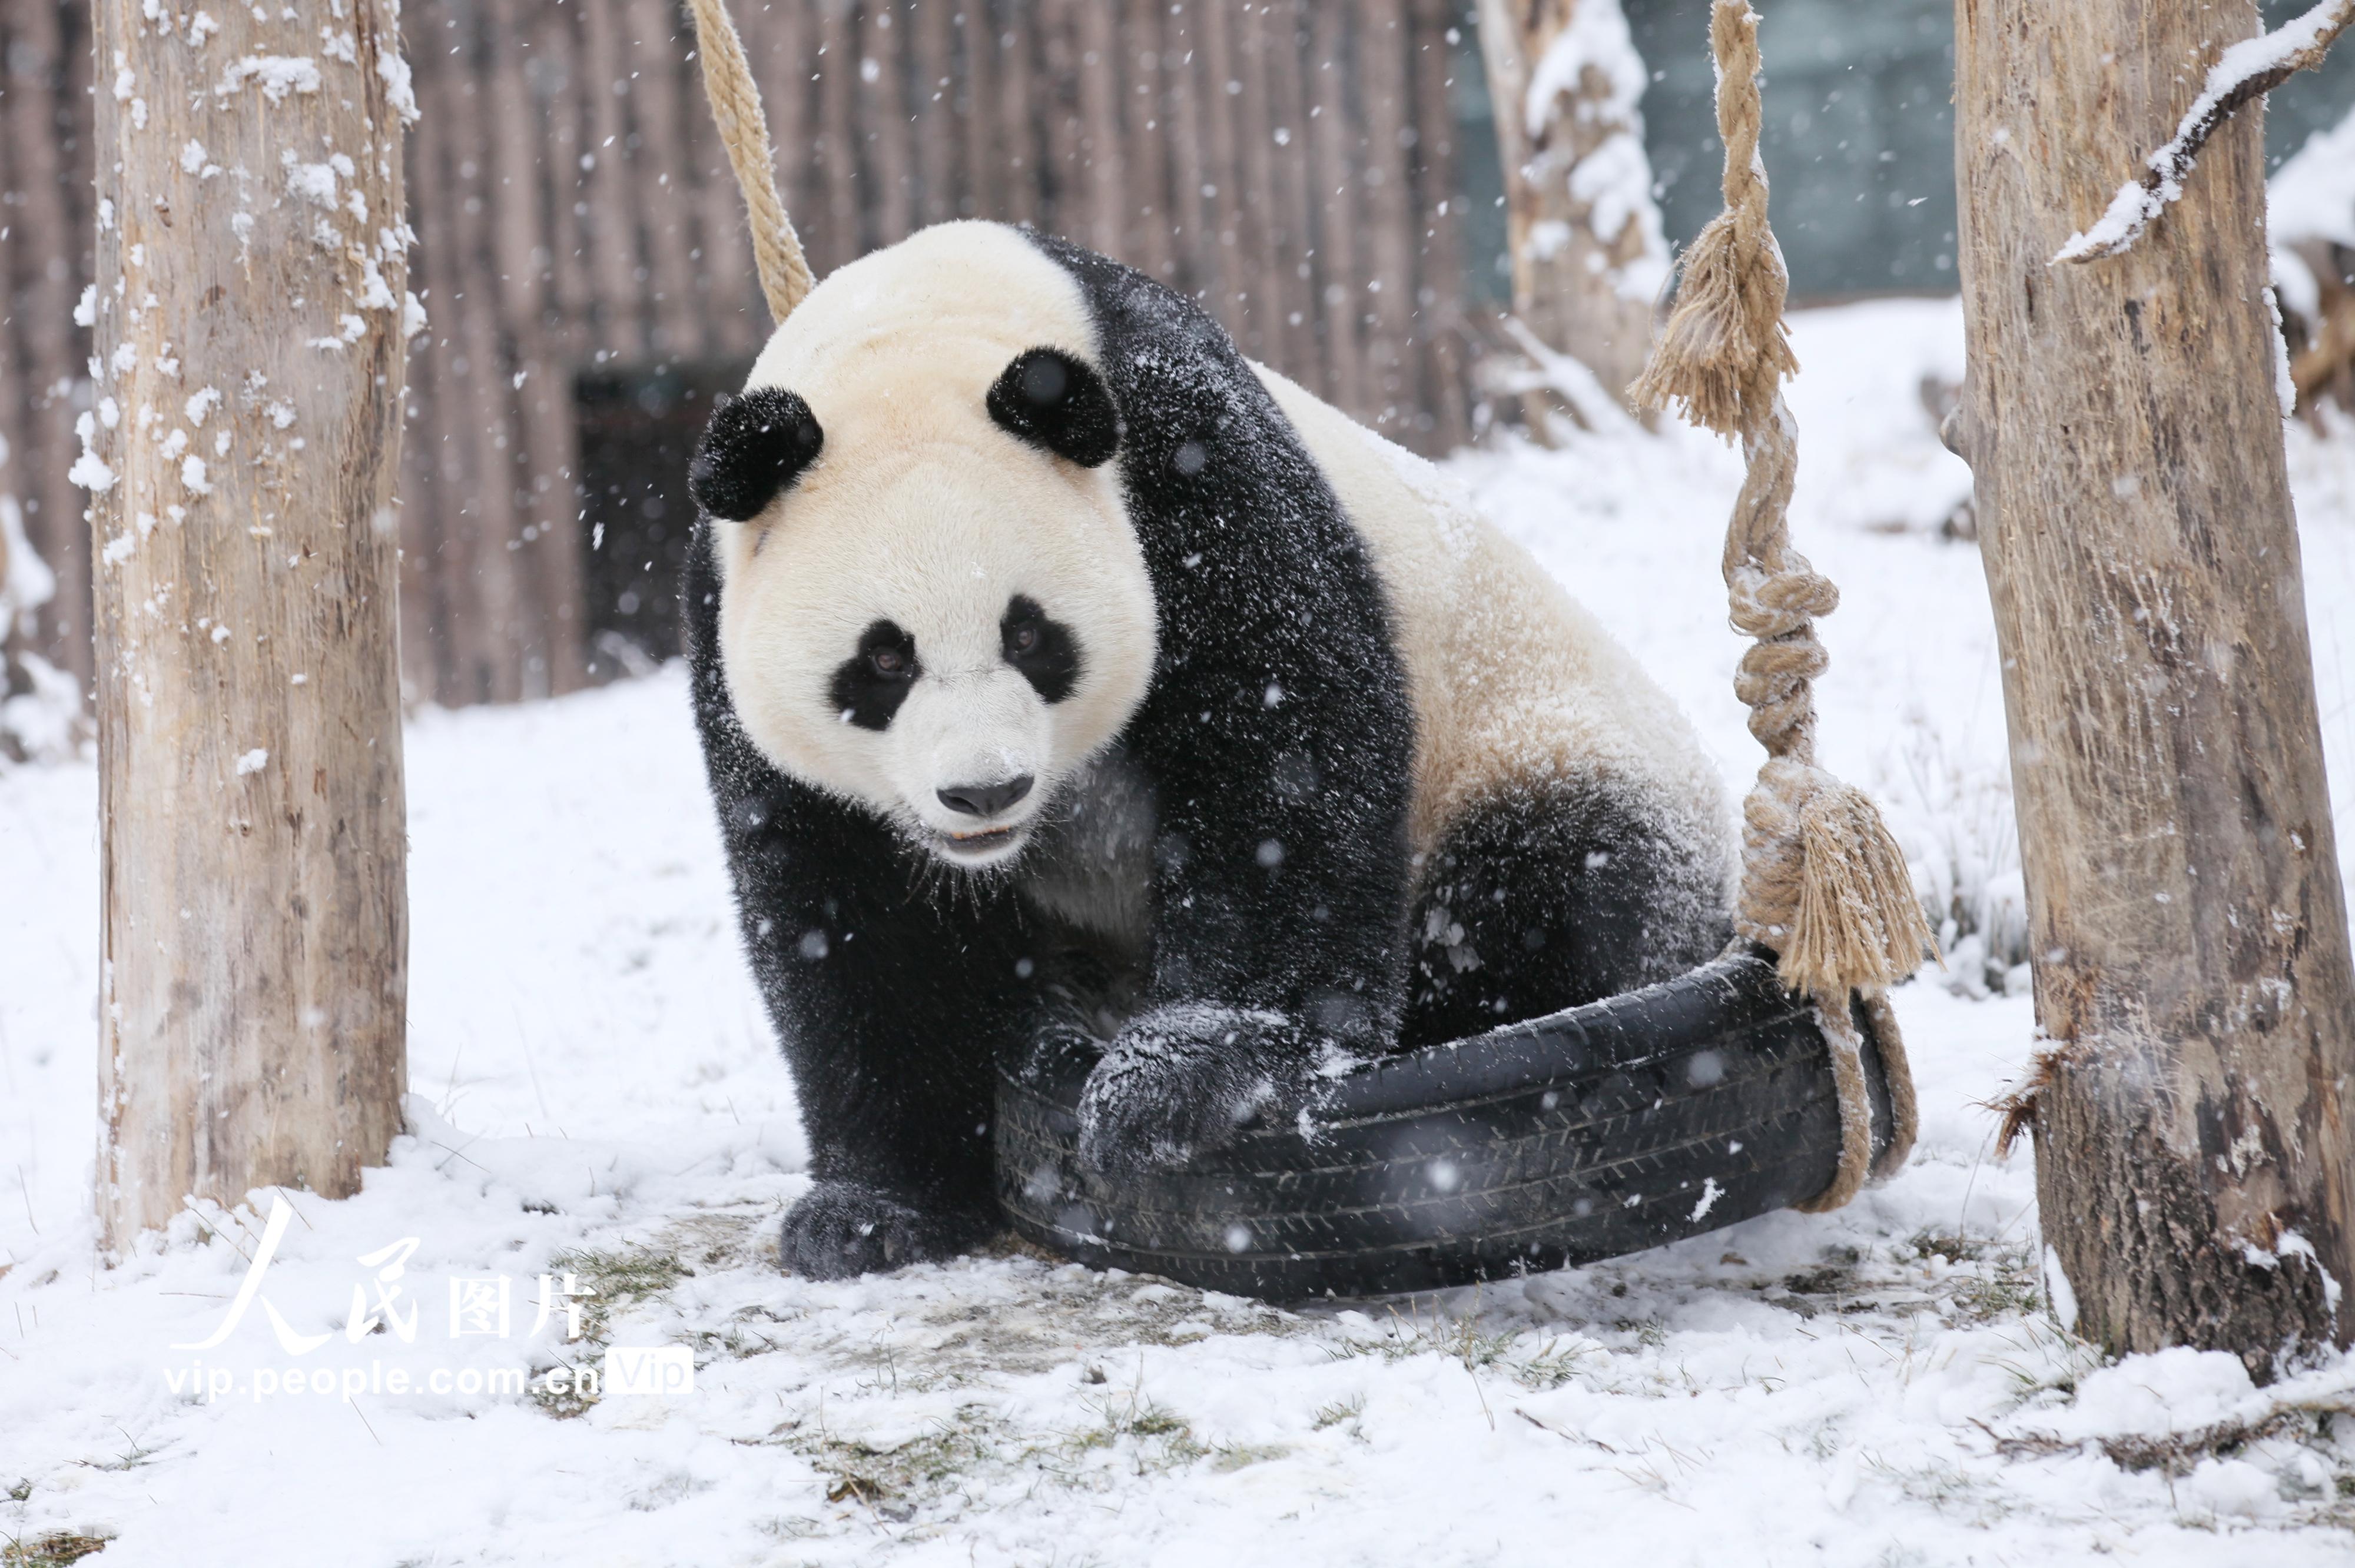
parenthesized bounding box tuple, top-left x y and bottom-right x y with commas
(1000, 594, 1081, 703)
(986, 347, 1123, 466)
(1017, 232, 1417, 1179)
(687, 229, 1720, 1279)
(685, 539, 1024, 1275)
(827, 619, 920, 730)
(1402, 782, 1731, 1049)
(689, 387, 824, 521)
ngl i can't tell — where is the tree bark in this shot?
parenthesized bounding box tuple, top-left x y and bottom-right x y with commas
(1953, 0, 2355, 1378)
(1475, 0, 1663, 418)
(88, 0, 410, 1249)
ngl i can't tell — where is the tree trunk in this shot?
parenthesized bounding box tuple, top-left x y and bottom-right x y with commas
(1474, 0, 1665, 420)
(1952, 0, 2355, 1378)
(88, 0, 411, 1250)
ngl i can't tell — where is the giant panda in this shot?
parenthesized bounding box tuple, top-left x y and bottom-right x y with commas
(683, 221, 1733, 1280)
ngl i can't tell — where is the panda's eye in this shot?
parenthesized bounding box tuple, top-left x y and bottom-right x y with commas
(831, 620, 920, 731)
(1000, 593, 1082, 703)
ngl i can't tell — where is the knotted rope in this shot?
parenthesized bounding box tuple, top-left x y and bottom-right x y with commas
(684, 0, 814, 324)
(1631, 0, 1931, 1210)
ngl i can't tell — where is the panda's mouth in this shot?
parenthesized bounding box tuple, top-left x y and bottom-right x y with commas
(929, 823, 1029, 864)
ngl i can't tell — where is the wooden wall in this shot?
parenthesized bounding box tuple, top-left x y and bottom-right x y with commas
(0, 1, 97, 702)
(3, 0, 1484, 708)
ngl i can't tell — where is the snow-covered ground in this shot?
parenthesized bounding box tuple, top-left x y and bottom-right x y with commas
(6, 299, 2355, 1564)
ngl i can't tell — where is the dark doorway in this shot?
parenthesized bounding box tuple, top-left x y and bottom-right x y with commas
(574, 360, 751, 673)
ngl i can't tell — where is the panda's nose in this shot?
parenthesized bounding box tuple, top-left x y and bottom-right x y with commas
(937, 775, 1034, 818)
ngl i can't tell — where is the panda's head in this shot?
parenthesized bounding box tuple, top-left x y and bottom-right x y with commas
(692, 227, 1157, 871)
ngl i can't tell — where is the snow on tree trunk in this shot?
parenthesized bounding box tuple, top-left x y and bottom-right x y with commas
(1952, 0, 2355, 1377)
(84, 0, 414, 1250)
(1475, 0, 1667, 427)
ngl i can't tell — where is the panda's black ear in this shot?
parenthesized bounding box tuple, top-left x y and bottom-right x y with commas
(690, 387, 825, 521)
(986, 347, 1122, 468)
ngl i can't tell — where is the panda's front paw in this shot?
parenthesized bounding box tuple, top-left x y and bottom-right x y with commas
(1076, 1004, 1309, 1176)
(777, 1181, 979, 1280)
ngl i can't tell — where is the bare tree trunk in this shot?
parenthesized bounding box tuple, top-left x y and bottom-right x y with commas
(1475, 0, 1663, 417)
(1952, 0, 2355, 1377)
(88, 0, 410, 1249)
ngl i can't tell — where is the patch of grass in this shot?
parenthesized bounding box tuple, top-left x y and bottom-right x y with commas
(1514, 1336, 1595, 1390)
(1781, 1266, 1850, 1297)
(1108, 1401, 1209, 1473)
(1311, 1393, 1366, 1430)
(1862, 1451, 2017, 1527)
(2, 1532, 110, 1566)
(545, 1242, 688, 1346)
(526, 1240, 692, 1418)
(1208, 1440, 1288, 1471)
(790, 1407, 1008, 1520)
(683, 1318, 787, 1365)
(1996, 1400, 2355, 1478)
(1328, 1306, 1598, 1390)
(69, 1433, 156, 1476)
(1908, 1229, 1985, 1265)
(1946, 1245, 2043, 1323)
(1046, 1389, 1213, 1480)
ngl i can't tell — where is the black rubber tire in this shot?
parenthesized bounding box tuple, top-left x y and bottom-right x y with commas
(994, 949, 1892, 1301)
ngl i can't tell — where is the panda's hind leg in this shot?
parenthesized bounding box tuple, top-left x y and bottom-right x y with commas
(1399, 778, 1732, 1050)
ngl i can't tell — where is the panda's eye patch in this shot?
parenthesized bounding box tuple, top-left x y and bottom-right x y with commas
(1000, 594, 1082, 703)
(830, 620, 920, 731)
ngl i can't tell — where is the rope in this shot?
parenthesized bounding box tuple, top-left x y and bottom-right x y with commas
(684, 0, 814, 324)
(1631, 1, 1931, 1210)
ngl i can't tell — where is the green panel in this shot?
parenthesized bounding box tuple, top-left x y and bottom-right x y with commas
(1630, 0, 1955, 297)
(1617, 0, 2355, 299)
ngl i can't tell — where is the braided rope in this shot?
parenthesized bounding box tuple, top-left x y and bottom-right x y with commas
(684, 0, 814, 324)
(1631, 1, 1930, 1210)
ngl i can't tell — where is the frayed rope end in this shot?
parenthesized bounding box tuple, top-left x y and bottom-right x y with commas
(1776, 782, 1935, 998)
(1629, 212, 1799, 440)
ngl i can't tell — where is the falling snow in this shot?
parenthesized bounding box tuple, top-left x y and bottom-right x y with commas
(7, 301, 2355, 1561)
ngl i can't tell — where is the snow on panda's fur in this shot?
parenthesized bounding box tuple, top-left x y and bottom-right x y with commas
(684, 222, 1733, 1279)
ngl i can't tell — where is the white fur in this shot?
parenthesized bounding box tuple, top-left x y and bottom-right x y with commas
(714, 224, 1159, 865)
(1252, 366, 1730, 877)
